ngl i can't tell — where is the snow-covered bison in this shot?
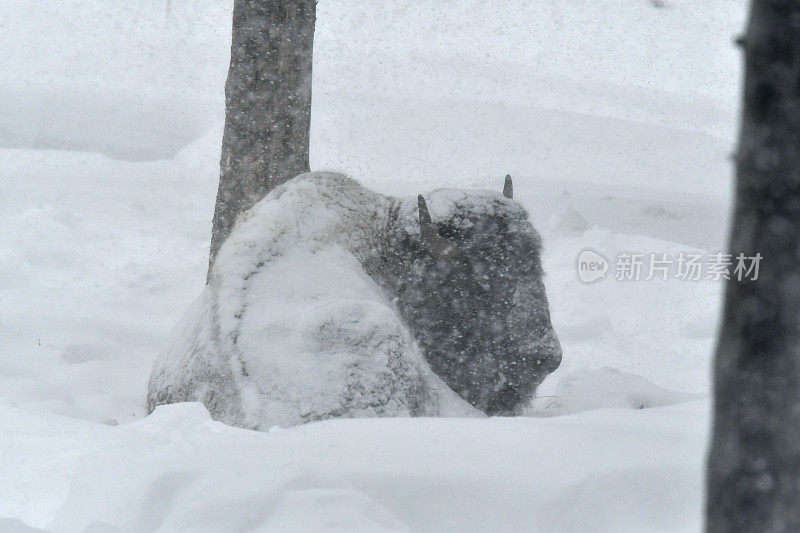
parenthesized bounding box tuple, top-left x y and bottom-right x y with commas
(147, 172, 561, 429)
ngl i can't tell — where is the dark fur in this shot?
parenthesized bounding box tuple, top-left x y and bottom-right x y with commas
(378, 192, 562, 415)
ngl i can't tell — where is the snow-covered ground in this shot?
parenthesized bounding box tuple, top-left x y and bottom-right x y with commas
(0, 0, 745, 531)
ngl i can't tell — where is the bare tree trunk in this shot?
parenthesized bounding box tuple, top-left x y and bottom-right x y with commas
(208, 0, 315, 277)
(707, 1, 800, 531)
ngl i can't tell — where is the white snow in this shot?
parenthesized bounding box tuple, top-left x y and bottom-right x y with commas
(3, 401, 709, 532)
(0, 0, 745, 531)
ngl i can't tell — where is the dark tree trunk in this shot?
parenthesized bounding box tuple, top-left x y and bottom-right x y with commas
(208, 0, 315, 277)
(707, 2, 800, 531)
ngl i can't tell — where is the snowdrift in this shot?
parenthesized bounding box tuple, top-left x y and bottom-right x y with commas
(1, 400, 709, 532)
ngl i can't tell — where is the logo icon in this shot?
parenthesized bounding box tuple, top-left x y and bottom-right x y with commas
(577, 249, 608, 283)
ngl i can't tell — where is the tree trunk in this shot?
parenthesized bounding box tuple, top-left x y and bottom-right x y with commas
(707, 1, 800, 531)
(208, 0, 315, 277)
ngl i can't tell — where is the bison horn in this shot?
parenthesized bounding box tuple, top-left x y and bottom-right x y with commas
(418, 195, 433, 225)
(503, 174, 513, 199)
(417, 195, 438, 244)
(418, 195, 458, 259)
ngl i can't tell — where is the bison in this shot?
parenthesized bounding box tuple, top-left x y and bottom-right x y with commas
(147, 172, 561, 429)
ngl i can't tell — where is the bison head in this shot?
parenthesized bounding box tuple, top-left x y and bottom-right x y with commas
(387, 176, 562, 415)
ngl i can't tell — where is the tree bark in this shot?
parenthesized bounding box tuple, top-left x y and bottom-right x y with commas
(707, 2, 800, 531)
(208, 0, 315, 277)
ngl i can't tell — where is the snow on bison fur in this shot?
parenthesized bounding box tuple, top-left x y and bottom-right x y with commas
(147, 172, 561, 429)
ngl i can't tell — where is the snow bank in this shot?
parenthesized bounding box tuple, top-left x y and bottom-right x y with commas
(0, 400, 709, 532)
(529, 367, 702, 416)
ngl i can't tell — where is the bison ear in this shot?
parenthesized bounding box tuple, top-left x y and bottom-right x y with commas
(503, 174, 513, 199)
